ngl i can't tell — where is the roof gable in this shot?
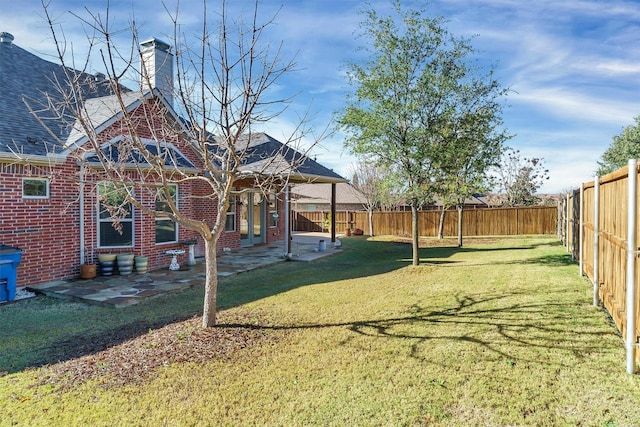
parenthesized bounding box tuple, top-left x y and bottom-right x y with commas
(0, 39, 124, 157)
(84, 137, 196, 170)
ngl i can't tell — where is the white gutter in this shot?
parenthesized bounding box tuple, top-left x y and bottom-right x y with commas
(626, 159, 637, 374)
(0, 153, 66, 166)
(593, 177, 600, 307)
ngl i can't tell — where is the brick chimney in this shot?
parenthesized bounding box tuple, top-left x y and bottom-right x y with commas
(0, 32, 14, 45)
(140, 38, 173, 107)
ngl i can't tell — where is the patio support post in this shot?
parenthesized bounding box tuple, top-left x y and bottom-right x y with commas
(626, 159, 637, 374)
(284, 185, 292, 258)
(593, 176, 600, 307)
(331, 183, 336, 243)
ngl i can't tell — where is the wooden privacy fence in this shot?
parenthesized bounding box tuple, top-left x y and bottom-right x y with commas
(292, 206, 557, 237)
(292, 210, 357, 233)
(560, 160, 640, 373)
(354, 207, 557, 237)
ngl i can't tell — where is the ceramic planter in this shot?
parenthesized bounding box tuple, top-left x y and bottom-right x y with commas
(135, 256, 149, 274)
(117, 253, 135, 275)
(98, 253, 117, 276)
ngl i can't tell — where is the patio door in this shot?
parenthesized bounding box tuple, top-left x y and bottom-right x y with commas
(240, 192, 265, 246)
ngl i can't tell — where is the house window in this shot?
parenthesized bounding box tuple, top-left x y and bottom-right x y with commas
(98, 182, 133, 248)
(156, 185, 178, 244)
(225, 196, 236, 232)
(268, 193, 279, 226)
(22, 178, 49, 199)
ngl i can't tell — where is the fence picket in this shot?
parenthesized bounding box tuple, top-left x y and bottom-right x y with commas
(560, 162, 640, 372)
(292, 206, 557, 236)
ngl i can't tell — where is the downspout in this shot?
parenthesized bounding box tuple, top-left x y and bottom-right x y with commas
(79, 164, 86, 265)
(593, 176, 600, 307)
(626, 158, 637, 374)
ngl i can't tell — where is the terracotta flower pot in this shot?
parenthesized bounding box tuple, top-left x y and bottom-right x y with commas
(80, 263, 97, 279)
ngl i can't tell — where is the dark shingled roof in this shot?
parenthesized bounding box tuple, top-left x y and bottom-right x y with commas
(84, 139, 196, 169)
(1, 36, 344, 183)
(232, 133, 345, 184)
(0, 37, 121, 157)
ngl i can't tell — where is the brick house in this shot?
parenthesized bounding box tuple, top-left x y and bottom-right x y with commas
(0, 32, 344, 288)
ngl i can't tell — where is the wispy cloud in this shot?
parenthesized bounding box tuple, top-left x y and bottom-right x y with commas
(1, 0, 639, 193)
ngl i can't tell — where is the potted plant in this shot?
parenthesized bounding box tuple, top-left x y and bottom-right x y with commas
(80, 249, 97, 279)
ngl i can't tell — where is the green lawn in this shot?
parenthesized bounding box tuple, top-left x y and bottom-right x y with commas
(1, 236, 639, 426)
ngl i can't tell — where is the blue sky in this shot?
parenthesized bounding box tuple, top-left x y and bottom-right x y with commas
(2, 0, 639, 193)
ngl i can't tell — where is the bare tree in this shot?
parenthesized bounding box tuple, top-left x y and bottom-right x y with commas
(31, 1, 321, 327)
(492, 148, 550, 207)
(348, 156, 392, 236)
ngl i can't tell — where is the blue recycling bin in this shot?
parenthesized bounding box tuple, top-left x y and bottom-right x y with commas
(0, 244, 23, 302)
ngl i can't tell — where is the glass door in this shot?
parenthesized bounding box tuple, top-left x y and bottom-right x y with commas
(240, 192, 265, 246)
(240, 193, 250, 245)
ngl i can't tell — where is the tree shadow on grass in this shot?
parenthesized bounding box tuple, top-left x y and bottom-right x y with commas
(1, 239, 411, 373)
(415, 239, 575, 269)
(1, 237, 574, 374)
(218, 289, 617, 370)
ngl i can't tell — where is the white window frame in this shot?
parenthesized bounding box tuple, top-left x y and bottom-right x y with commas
(225, 195, 237, 232)
(97, 181, 134, 248)
(155, 185, 179, 244)
(22, 178, 49, 199)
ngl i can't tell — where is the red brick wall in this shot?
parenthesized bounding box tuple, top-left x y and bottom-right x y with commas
(0, 162, 82, 286)
(1, 99, 288, 287)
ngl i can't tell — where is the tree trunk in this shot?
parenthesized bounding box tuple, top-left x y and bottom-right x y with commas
(457, 205, 463, 247)
(411, 203, 419, 266)
(368, 208, 374, 237)
(202, 238, 219, 328)
(438, 207, 446, 239)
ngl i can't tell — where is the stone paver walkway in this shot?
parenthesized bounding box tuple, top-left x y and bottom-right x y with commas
(25, 233, 341, 308)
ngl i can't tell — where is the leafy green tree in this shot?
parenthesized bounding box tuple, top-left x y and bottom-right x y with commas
(437, 106, 510, 246)
(338, 1, 508, 264)
(597, 116, 640, 176)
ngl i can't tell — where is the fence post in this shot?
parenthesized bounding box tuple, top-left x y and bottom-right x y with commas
(593, 177, 600, 307)
(557, 199, 562, 240)
(566, 193, 570, 252)
(579, 184, 584, 276)
(626, 159, 637, 374)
